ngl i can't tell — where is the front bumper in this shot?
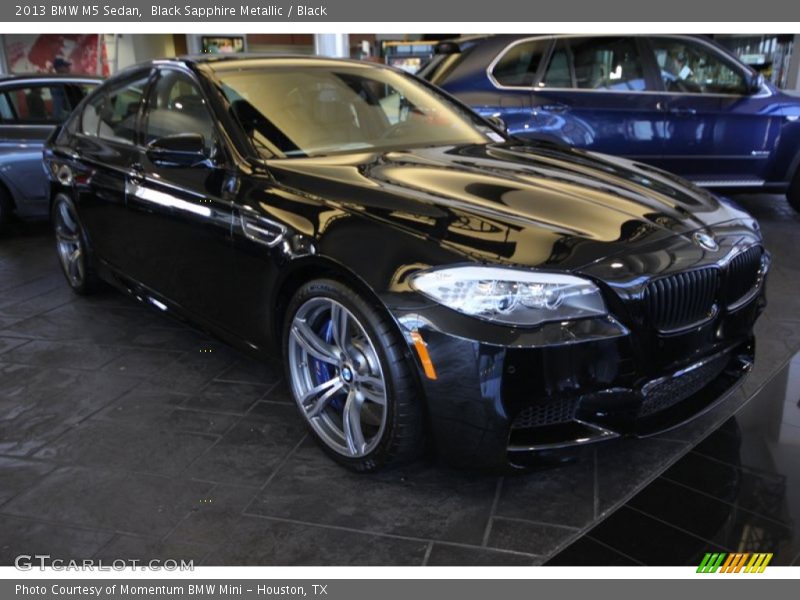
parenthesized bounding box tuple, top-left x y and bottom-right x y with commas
(387, 284, 764, 470)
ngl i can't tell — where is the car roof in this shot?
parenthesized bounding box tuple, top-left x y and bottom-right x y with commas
(143, 54, 391, 74)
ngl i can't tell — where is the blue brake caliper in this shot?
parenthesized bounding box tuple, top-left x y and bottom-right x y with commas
(310, 318, 346, 412)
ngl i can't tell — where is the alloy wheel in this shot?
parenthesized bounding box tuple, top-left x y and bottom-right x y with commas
(287, 297, 388, 458)
(54, 198, 85, 288)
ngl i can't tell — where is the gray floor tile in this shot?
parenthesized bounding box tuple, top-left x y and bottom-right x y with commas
(183, 380, 270, 414)
(215, 358, 282, 386)
(246, 441, 499, 544)
(595, 437, 688, 516)
(0, 363, 141, 456)
(169, 484, 262, 546)
(202, 515, 429, 566)
(0, 515, 114, 566)
(0, 456, 56, 506)
(100, 347, 185, 377)
(486, 517, 578, 556)
(92, 534, 210, 565)
(186, 404, 306, 486)
(0, 336, 28, 355)
(33, 420, 218, 477)
(494, 457, 595, 529)
(425, 542, 539, 566)
(1, 339, 125, 370)
(1, 466, 213, 537)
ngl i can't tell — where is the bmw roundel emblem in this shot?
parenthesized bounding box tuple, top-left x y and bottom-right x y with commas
(693, 231, 719, 252)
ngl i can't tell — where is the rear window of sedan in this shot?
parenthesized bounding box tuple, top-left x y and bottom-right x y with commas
(0, 82, 96, 124)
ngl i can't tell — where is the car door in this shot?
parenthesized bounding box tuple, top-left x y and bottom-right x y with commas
(67, 71, 151, 268)
(126, 67, 236, 326)
(527, 36, 665, 159)
(0, 82, 83, 218)
(646, 36, 782, 185)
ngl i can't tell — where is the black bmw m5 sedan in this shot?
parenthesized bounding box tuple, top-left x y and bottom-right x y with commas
(44, 55, 768, 471)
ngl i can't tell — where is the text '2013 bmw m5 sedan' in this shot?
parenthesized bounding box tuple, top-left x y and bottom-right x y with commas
(44, 56, 769, 471)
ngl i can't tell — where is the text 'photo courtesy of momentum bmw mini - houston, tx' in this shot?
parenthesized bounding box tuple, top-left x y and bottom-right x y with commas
(43, 54, 770, 471)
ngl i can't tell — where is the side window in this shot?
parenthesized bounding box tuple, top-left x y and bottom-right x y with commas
(144, 70, 217, 153)
(650, 38, 748, 95)
(4, 85, 72, 123)
(542, 37, 648, 91)
(81, 92, 104, 136)
(541, 41, 572, 88)
(491, 39, 550, 87)
(97, 75, 149, 144)
(64, 83, 97, 108)
(0, 94, 14, 121)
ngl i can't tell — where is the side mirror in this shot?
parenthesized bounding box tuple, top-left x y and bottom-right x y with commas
(485, 115, 507, 133)
(146, 133, 209, 167)
(747, 72, 765, 95)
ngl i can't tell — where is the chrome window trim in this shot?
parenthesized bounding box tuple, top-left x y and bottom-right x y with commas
(0, 124, 56, 129)
(485, 34, 553, 91)
(691, 179, 766, 188)
(486, 34, 773, 99)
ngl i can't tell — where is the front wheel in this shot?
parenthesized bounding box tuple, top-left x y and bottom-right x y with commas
(283, 279, 425, 472)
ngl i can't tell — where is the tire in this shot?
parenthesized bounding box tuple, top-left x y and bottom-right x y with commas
(283, 278, 425, 472)
(788, 169, 800, 214)
(51, 193, 99, 295)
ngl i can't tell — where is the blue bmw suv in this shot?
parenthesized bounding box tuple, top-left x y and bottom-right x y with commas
(420, 34, 800, 211)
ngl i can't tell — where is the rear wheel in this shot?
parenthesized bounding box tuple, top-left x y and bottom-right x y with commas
(52, 194, 98, 295)
(788, 169, 800, 213)
(283, 279, 424, 472)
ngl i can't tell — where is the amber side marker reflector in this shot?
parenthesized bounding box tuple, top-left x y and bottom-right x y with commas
(410, 330, 437, 380)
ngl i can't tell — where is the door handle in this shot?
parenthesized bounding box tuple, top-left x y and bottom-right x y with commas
(668, 106, 697, 116)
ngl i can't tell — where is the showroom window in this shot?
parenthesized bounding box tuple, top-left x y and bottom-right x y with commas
(143, 70, 217, 153)
(650, 37, 748, 94)
(491, 38, 550, 87)
(541, 37, 649, 91)
(81, 73, 149, 144)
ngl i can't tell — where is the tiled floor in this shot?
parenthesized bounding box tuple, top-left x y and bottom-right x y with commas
(547, 361, 800, 565)
(1, 194, 799, 566)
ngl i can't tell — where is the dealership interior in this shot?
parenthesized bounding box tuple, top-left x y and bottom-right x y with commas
(0, 33, 799, 567)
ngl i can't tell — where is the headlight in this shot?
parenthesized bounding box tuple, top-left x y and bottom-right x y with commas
(409, 266, 607, 326)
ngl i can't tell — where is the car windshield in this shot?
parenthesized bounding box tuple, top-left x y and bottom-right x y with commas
(215, 65, 497, 158)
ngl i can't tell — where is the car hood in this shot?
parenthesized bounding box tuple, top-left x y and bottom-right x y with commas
(265, 142, 755, 270)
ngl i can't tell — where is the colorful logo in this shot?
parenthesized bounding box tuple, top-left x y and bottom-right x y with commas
(697, 552, 773, 573)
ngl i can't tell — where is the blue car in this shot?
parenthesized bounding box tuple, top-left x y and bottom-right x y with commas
(420, 34, 800, 211)
(0, 74, 100, 229)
